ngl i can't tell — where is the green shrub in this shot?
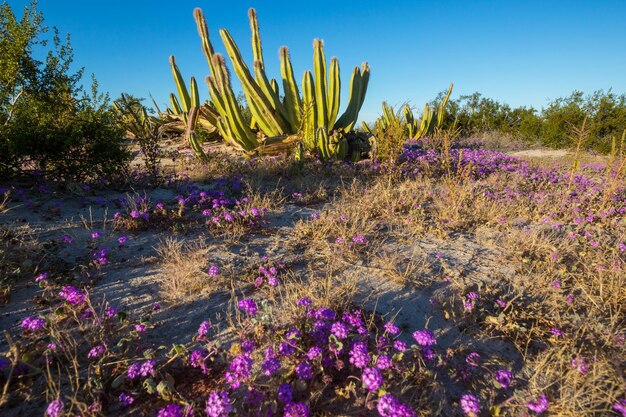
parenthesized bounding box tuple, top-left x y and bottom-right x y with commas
(0, 1, 130, 181)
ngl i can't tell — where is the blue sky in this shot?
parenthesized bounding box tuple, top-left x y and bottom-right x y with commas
(9, 0, 626, 123)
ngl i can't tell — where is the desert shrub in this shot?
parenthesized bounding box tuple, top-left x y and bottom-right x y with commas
(0, 1, 130, 181)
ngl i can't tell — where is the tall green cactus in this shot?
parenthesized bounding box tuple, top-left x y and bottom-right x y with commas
(185, 7, 370, 159)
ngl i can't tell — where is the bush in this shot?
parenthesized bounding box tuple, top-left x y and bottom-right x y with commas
(0, 1, 130, 181)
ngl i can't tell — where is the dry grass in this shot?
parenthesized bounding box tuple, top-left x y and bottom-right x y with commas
(155, 237, 220, 303)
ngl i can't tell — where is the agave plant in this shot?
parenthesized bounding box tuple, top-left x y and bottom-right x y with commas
(171, 7, 370, 160)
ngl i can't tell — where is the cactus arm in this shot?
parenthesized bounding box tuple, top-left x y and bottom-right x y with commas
(220, 28, 288, 136)
(170, 93, 183, 115)
(253, 60, 289, 123)
(186, 106, 208, 160)
(170, 56, 191, 113)
(279, 46, 302, 131)
(436, 82, 454, 127)
(248, 8, 264, 69)
(212, 55, 259, 150)
(313, 39, 329, 130)
(333, 66, 361, 131)
(327, 57, 340, 129)
(193, 8, 218, 78)
(190, 76, 200, 109)
(302, 70, 317, 150)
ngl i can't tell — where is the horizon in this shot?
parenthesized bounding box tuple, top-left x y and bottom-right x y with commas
(9, 0, 626, 123)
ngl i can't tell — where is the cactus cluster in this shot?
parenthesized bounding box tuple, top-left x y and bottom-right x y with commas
(170, 7, 370, 159)
(364, 83, 454, 141)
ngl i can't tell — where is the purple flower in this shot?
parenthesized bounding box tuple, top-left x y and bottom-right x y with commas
(550, 327, 563, 337)
(134, 323, 146, 333)
(277, 383, 293, 403)
(331, 321, 349, 339)
(238, 299, 258, 317)
(190, 349, 208, 373)
(46, 399, 64, 417)
(262, 357, 280, 376)
(206, 390, 231, 417)
(495, 369, 513, 389)
(393, 340, 408, 352)
(88, 345, 106, 359)
(465, 352, 480, 368)
(296, 297, 312, 307)
(306, 346, 323, 360)
(496, 299, 507, 308)
(91, 231, 101, 239)
(198, 320, 211, 338)
(58, 285, 86, 305)
(139, 359, 156, 377)
(117, 235, 128, 244)
(105, 306, 118, 318)
(130, 210, 140, 219)
(127, 362, 141, 379)
(157, 403, 182, 417)
(119, 392, 134, 407)
(362, 367, 383, 391)
(295, 361, 313, 380)
(384, 321, 400, 335)
(412, 330, 436, 346)
(614, 399, 626, 416)
(61, 235, 73, 244)
(349, 341, 370, 369)
(35, 272, 49, 283)
(225, 354, 253, 388)
(20, 316, 46, 331)
(460, 393, 480, 415)
(284, 402, 309, 417)
(208, 265, 220, 277)
(352, 235, 367, 244)
(527, 395, 549, 413)
(377, 394, 416, 417)
(570, 356, 588, 374)
(376, 355, 393, 370)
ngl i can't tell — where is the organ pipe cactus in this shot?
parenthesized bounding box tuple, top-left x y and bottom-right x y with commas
(189, 7, 370, 159)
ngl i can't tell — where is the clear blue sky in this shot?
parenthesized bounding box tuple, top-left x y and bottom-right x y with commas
(9, 0, 626, 123)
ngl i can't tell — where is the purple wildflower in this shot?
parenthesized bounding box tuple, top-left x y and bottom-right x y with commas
(208, 265, 220, 277)
(157, 403, 182, 417)
(295, 361, 313, 380)
(46, 399, 64, 417)
(88, 345, 106, 359)
(225, 354, 253, 388)
(331, 321, 349, 339)
(362, 367, 383, 391)
(277, 383, 293, 403)
(198, 320, 211, 338)
(238, 299, 258, 317)
(614, 399, 626, 416)
(284, 402, 309, 417)
(494, 369, 513, 389)
(376, 355, 393, 370)
(206, 390, 231, 417)
(58, 285, 86, 305)
(349, 341, 370, 368)
(412, 330, 436, 346)
(20, 316, 46, 331)
(119, 392, 134, 407)
(383, 321, 400, 335)
(460, 393, 480, 415)
(527, 395, 549, 413)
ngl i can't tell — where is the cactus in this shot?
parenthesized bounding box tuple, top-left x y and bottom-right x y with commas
(184, 7, 370, 159)
(369, 83, 454, 143)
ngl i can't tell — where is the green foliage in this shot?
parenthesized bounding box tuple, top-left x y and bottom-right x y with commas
(0, 1, 130, 181)
(436, 90, 626, 152)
